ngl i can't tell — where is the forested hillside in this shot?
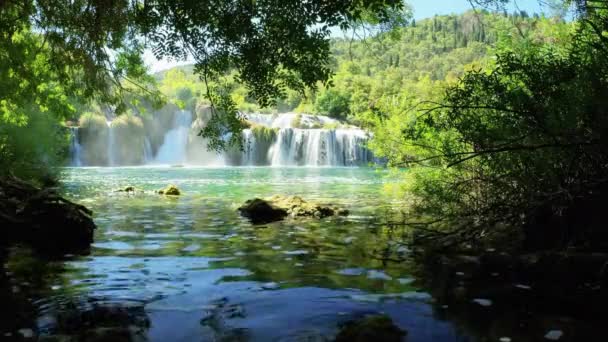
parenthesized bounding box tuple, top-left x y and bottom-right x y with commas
(150, 10, 563, 123)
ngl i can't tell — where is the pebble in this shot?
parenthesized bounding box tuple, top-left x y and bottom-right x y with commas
(261, 282, 279, 290)
(283, 250, 308, 255)
(396, 245, 410, 253)
(499, 337, 511, 342)
(343, 236, 356, 244)
(398, 277, 415, 285)
(544, 330, 563, 340)
(18, 329, 34, 339)
(367, 270, 392, 280)
(472, 298, 493, 307)
(515, 284, 532, 290)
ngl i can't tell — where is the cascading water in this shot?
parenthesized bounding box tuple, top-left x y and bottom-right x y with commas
(69, 127, 83, 166)
(154, 110, 193, 164)
(71, 111, 375, 167)
(143, 137, 153, 163)
(267, 128, 372, 166)
(107, 120, 116, 166)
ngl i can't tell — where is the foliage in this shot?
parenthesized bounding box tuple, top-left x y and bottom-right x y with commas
(0, 108, 68, 184)
(250, 126, 278, 142)
(291, 113, 303, 129)
(366, 2, 608, 249)
(1, 0, 406, 179)
(314, 88, 351, 120)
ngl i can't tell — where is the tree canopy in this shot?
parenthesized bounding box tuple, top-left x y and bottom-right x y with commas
(0, 0, 408, 177)
(362, 0, 608, 250)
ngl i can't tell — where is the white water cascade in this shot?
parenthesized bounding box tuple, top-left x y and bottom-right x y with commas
(143, 137, 153, 163)
(267, 128, 371, 166)
(154, 110, 193, 164)
(70, 111, 375, 167)
(69, 127, 83, 166)
(107, 120, 116, 166)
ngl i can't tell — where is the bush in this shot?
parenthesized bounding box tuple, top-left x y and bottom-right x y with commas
(314, 88, 351, 121)
(250, 125, 278, 141)
(291, 113, 303, 128)
(0, 109, 68, 184)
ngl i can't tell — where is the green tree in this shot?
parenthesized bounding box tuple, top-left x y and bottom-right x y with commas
(314, 88, 351, 120)
(366, 0, 608, 250)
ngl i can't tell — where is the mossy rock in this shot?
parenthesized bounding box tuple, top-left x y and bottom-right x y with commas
(238, 195, 347, 223)
(335, 315, 407, 342)
(157, 184, 181, 196)
(238, 198, 288, 224)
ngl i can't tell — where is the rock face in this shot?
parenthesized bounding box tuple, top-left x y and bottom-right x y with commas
(335, 315, 407, 342)
(238, 195, 348, 224)
(157, 184, 181, 196)
(0, 175, 96, 255)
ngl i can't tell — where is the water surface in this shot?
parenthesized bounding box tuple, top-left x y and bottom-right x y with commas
(6, 167, 470, 341)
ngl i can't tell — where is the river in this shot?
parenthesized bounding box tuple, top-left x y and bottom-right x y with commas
(3, 166, 482, 341)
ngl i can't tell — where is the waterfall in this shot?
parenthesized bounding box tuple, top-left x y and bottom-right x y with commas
(69, 127, 82, 166)
(107, 120, 116, 166)
(70, 111, 375, 167)
(242, 129, 256, 166)
(143, 137, 153, 163)
(154, 110, 193, 164)
(268, 128, 371, 166)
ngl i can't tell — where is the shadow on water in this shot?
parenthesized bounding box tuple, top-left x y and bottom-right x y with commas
(1, 167, 601, 341)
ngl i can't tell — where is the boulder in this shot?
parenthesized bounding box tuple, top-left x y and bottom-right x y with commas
(157, 184, 181, 196)
(237, 198, 288, 224)
(238, 195, 347, 224)
(335, 315, 407, 342)
(0, 175, 95, 256)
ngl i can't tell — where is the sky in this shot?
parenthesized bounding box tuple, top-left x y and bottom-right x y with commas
(145, 0, 550, 72)
(408, 0, 546, 20)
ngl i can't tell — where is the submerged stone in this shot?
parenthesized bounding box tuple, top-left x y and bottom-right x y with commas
(544, 330, 564, 340)
(115, 186, 136, 193)
(157, 184, 181, 196)
(18, 328, 34, 339)
(472, 298, 493, 307)
(335, 315, 406, 342)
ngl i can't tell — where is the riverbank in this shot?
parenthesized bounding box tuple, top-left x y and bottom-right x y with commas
(0, 175, 95, 257)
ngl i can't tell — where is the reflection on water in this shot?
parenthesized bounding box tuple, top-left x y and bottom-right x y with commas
(2, 167, 469, 341)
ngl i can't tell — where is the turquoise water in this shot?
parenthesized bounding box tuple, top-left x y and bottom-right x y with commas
(5, 167, 470, 341)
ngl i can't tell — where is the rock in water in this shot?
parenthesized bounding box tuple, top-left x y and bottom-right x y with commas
(238, 195, 347, 224)
(237, 198, 288, 224)
(157, 184, 181, 196)
(0, 175, 96, 255)
(335, 315, 407, 342)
